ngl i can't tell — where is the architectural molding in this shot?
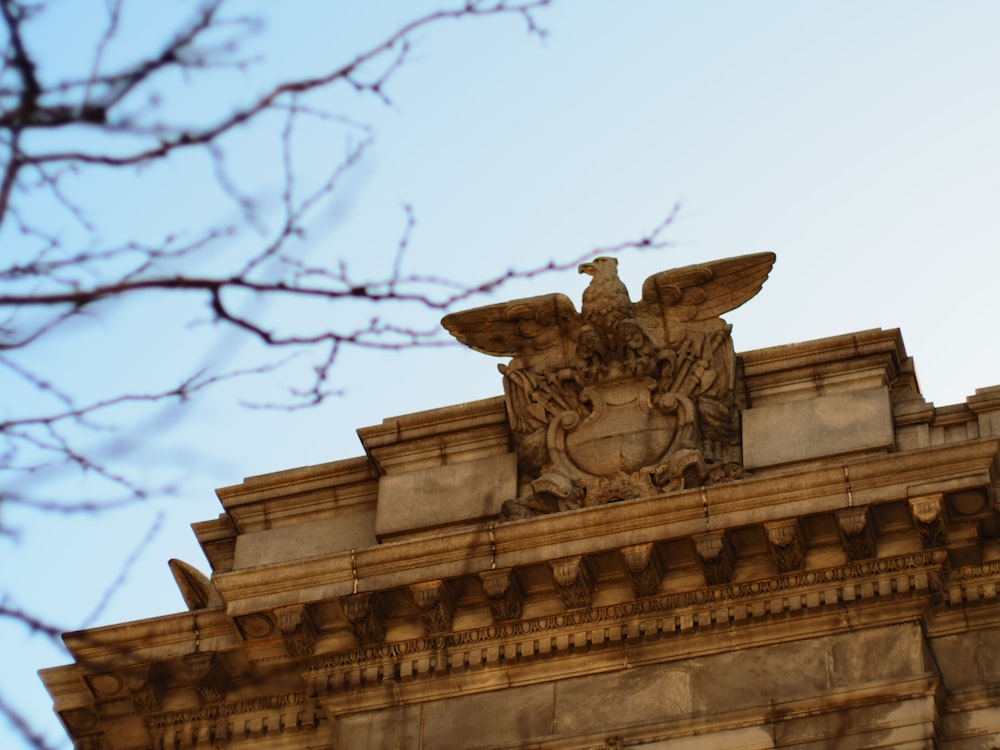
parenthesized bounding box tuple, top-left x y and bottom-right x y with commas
(301, 551, 949, 679)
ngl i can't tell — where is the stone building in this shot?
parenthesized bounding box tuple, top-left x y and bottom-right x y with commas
(42, 254, 1000, 749)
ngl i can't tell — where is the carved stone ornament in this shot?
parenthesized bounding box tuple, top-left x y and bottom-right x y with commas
(275, 604, 318, 657)
(183, 652, 227, 705)
(122, 666, 165, 714)
(443, 253, 775, 519)
(910, 494, 948, 549)
(479, 568, 524, 622)
(764, 519, 805, 573)
(620, 542, 664, 598)
(410, 580, 454, 635)
(836, 507, 877, 561)
(550, 556, 593, 610)
(693, 531, 736, 586)
(342, 592, 387, 646)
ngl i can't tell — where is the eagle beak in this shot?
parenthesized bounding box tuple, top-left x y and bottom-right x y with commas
(578, 262, 595, 276)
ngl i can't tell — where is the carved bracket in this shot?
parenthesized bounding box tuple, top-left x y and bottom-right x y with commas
(342, 592, 387, 646)
(479, 568, 524, 622)
(550, 556, 593, 610)
(764, 519, 805, 573)
(693, 531, 735, 585)
(410, 580, 454, 635)
(183, 652, 227, 705)
(274, 604, 318, 657)
(836, 507, 877, 561)
(122, 666, 165, 714)
(620, 543, 664, 598)
(910, 494, 948, 548)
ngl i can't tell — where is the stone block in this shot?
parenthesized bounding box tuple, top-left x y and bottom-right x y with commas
(233, 509, 376, 568)
(929, 632, 982, 690)
(375, 452, 517, 537)
(551, 664, 691, 736)
(772, 695, 937, 748)
(829, 622, 926, 687)
(743, 386, 893, 468)
(420, 683, 555, 750)
(333, 704, 422, 750)
(690, 638, 828, 714)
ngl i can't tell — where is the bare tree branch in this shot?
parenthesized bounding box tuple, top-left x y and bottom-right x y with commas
(0, 2, 683, 746)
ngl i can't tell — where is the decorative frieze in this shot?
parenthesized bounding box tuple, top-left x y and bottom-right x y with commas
(620, 543, 664, 598)
(693, 531, 735, 585)
(836, 507, 877, 561)
(550, 556, 593, 610)
(144, 692, 325, 750)
(479, 568, 524, 622)
(342, 592, 387, 645)
(909, 494, 947, 549)
(302, 551, 951, 692)
(410, 580, 454, 635)
(764, 519, 805, 573)
(275, 604, 318, 657)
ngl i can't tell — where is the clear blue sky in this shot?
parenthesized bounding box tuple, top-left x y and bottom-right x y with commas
(4, 2, 1000, 746)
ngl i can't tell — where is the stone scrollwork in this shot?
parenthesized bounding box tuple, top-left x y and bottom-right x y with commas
(443, 254, 775, 519)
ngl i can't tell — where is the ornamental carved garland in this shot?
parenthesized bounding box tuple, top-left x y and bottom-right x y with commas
(443, 253, 775, 519)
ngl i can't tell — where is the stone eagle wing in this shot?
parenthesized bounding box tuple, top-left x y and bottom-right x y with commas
(441, 292, 580, 363)
(637, 252, 776, 328)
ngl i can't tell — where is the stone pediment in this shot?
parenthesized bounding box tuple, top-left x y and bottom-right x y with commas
(443, 253, 775, 518)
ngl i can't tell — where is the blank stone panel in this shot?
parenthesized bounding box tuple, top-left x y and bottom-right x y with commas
(742, 387, 893, 468)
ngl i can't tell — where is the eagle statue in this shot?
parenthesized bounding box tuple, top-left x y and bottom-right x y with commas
(442, 252, 776, 519)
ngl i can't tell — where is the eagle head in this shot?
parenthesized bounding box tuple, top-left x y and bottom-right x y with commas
(578, 256, 619, 278)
